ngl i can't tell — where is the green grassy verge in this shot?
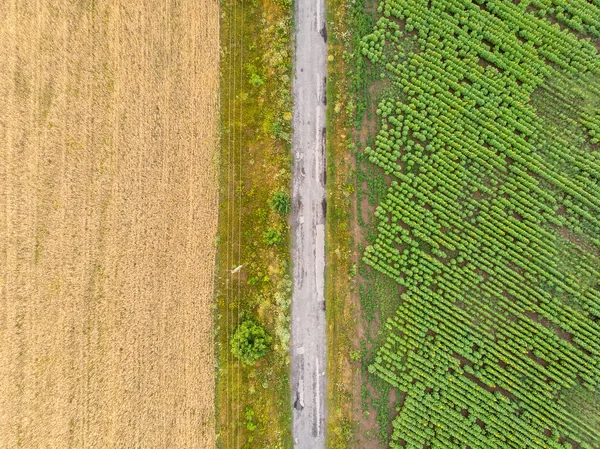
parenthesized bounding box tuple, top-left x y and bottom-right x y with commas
(215, 0, 293, 447)
(324, 0, 357, 446)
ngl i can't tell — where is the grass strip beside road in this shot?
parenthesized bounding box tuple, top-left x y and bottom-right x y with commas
(324, 0, 361, 446)
(215, 0, 294, 447)
(325, 0, 398, 447)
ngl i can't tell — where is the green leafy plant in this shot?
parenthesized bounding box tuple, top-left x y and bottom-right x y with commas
(263, 227, 282, 245)
(245, 406, 257, 431)
(269, 190, 291, 215)
(230, 319, 271, 365)
(250, 73, 264, 87)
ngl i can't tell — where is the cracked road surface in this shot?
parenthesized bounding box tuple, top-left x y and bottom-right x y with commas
(290, 0, 327, 446)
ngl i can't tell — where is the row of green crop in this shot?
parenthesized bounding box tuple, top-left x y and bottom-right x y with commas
(529, 0, 600, 38)
(358, 0, 600, 447)
(583, 111, 600, 143)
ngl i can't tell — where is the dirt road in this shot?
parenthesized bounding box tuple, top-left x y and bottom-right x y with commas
(290, 0, 328, 445)
(0, 1, 219, 447)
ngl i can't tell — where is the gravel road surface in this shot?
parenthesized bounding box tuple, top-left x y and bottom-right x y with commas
(290, 0, 327, 446)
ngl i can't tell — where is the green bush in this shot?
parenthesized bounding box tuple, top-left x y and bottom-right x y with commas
(263, 227, 282, 245)
(250, 73, 264, 87)
(269, 190, 291, 215)
(245, 406, 257, 431)
(231, 319, 271, 365)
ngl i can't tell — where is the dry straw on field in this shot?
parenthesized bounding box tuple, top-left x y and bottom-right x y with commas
(0, 1, 219, 447)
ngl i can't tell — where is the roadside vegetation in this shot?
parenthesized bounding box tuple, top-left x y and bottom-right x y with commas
(215, 0, 294, 446)
(329, 0, 600, 447)
(326, 0, 399, 447)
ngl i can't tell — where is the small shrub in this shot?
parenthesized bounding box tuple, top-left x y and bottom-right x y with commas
(263, 227, 282, 245)
(231, 319, 271, 365)
(245, 406, 257, 431)
(250, 73, 264, 87)
(269, 190, 291, 215)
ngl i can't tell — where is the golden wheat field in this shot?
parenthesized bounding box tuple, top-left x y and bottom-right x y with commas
(0, 1, 219, 447)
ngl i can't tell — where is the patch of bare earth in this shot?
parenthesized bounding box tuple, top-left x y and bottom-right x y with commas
(347, 92, 394, 449)
(0, 1, 219, 447)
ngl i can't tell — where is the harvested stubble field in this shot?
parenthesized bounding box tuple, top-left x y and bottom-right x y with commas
(0, 1, 219, 448)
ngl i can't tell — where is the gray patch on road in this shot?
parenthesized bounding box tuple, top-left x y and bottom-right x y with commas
(320, 26, 327, 43)
(294, 378, 305, 411)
